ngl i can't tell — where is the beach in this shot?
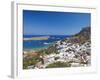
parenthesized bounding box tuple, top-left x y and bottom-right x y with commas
(23, 36, 50, 41)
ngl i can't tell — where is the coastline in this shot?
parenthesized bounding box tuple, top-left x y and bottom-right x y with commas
(23, 36, 50, 41)
(23, 46, 49, 52)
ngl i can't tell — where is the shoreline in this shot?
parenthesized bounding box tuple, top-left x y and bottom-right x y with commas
(23, 46, 49, 52)
(23, 36, 50, 41)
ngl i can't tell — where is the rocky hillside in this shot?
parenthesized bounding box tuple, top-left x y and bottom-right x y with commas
(74, 27, 90, 42)
(60, 27, 90, 45)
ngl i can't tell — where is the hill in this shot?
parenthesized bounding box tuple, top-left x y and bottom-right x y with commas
(61, 27, 91, 45)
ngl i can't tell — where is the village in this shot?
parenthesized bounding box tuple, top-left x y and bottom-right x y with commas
(25, 39, 91, 69)
(23, 27, 91, 69)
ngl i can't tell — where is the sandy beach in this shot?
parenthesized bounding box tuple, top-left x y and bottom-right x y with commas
(24, 36, 50, 41)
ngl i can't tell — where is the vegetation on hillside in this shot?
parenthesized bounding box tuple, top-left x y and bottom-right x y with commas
(46, 61, 71, 68)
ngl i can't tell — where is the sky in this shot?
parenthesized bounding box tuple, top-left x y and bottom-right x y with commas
(23, 10, 90, 35)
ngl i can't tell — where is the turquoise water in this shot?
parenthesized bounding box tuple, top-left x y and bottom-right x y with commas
(23, 35, 70, 51)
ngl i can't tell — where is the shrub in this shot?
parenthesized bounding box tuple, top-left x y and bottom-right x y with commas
(23, 56, 41, 69)
(46, 61, 71, 68)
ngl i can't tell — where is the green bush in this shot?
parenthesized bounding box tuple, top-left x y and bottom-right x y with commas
(46, 61, 71, 68)
(37, 45, 58, 55)
(23, 56, 41, 69)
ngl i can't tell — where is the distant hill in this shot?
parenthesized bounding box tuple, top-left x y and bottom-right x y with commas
(62, 27, 91, 45)
(74, 27, 90, 40)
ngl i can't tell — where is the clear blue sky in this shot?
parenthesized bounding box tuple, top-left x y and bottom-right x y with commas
(23, 10, 90, 35)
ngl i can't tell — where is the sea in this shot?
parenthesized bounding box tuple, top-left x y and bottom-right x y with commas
(23, 35, 70, 51)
